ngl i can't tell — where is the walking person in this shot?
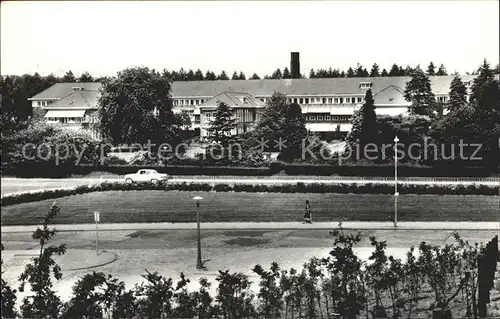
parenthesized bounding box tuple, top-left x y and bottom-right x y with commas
(303, 200, 312, 224)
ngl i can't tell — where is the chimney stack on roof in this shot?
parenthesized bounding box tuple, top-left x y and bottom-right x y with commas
(290, 52, 300, 79)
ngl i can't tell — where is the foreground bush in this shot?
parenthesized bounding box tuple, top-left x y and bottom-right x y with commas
(1, 181, 498, 207)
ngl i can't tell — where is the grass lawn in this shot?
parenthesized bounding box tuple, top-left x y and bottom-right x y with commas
(1, 191, 498, 225)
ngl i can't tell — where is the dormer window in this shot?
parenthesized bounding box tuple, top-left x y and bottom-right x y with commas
(72, 87, 83, 91)
(237, 96, 248, 103)
(360, 82, 372, 89)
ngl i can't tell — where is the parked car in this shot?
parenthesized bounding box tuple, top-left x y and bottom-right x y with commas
(124, 169, 169, 185)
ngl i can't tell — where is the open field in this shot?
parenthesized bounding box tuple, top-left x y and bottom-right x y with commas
(1, 190, 498, 225)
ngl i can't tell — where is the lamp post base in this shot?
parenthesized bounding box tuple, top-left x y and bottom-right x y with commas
(196, 260, 204, 269)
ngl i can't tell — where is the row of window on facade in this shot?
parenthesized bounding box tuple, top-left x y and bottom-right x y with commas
(259, 96, 364, 105)
(174, 99, 207, 106)
(306, 114, 352, 123)
(174, 96, 365, 107)
(35, 100, 54, 107)
(46, 117, 84, 124)
(202, 109, 258, 124)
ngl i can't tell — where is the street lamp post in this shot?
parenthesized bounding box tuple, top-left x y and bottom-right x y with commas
(192, 196, 204, 269)
(393, 136, 399, 227)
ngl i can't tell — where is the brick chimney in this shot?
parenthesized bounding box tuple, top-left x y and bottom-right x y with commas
(290, 52, 300, 79)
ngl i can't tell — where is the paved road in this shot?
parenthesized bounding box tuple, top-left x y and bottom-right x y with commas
(2, 176, 499, 196)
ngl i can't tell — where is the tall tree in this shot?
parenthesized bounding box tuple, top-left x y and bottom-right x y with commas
(206, 101, 237, 150)
(389, 64, 400, 76)
(470, 59, 495, 104)
(431, 60, 500, 166)
(78, 71, 93, 82)
(194, 69, 204, 80)
(346, 67, 355, 78)
(186, 69, 196, 81)
(278, 102, 307, 161)
(436, 64, 447, 76)
(1, 73, 59, 134)
(98, 67, 183, 147)
(381, 68, 389, 77)
(468, 59, 500, 164)
(355, 64, 369, 77)
(346, 89, 377, 159)
(271, 68, 282, 79)
(309, 69, 316, 79)
(316, 69, 327, 78)
(62, 70, 76, 82)
(448, 75, 468, 111)
(426, 62, 436, 76)
(404, 65, 414, 76)
(217, 71, 229, 80)
(239, 71, 246, 80)
(18, 202, 66, 318)
(205, 71, 216, 80)
(252, 92, 307, 160)
(404, 67, 435, 116)
(177, 68, 187, 81)
(250, 73, 260, 80)
(370, 63, 380, 77)
(333, 68, 342, 78)
(283, 67, 291, 79)
(231, 71, 239, 80)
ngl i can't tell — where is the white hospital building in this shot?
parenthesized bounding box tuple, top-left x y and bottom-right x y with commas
(29, 53, 481, 140)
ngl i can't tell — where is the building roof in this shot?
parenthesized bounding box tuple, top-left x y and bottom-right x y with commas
(373, 85, 407, 105)
(170, 75, 480, 98)
(199, 92, 264, 108)
(44, 90, 99, 109)
(29, 82, 102, 100)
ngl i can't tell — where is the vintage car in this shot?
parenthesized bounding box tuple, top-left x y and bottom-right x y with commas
(124, 169, 169, 184)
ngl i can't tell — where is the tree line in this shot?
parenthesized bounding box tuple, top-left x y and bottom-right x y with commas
(2, 61, 498, 130)
(346, 59, 499, 167)
(2, 59, 498, 169)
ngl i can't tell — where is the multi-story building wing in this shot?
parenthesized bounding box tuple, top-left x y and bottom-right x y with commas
(29, 82, 101, 139)
(30, 72, 487, 140)
(29, 82, 101, 107)
(170, 74, 478, 138)
(198, 92, 264, 137)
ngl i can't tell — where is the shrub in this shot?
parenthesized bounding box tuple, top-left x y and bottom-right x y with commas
(102, 155, 128, 166)
(1, 181, 497, 207)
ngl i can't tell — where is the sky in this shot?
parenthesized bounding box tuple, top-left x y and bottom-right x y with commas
(1, 1, 499, 78)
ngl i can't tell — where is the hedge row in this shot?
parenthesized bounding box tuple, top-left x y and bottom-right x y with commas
(1, 164, 275, 178)
(2, 181, 498, 207)
(283, 163, 497, 177)
(2, 162, 497, 178)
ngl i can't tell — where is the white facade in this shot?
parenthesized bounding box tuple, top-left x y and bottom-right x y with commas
(30, 84, 101, 140)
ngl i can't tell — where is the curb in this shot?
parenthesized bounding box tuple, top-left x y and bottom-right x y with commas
(63, 250, 118, 271)
(2, 222, 499, 233)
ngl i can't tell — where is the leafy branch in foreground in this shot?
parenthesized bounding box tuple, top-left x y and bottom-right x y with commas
(18, 201, 67, 318)
(1, 243, 18, 319)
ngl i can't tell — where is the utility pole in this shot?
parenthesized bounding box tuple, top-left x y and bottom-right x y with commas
(94, 211, 100, 255)
(192, 196, 204, 269)
(394, 136, 399, 227)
